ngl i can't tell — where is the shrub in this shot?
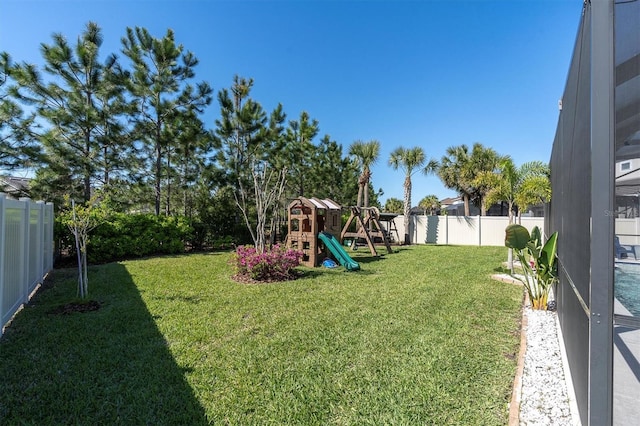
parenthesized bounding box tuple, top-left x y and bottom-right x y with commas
(232, 244, 304, 282)
(55, 213, 194, 264)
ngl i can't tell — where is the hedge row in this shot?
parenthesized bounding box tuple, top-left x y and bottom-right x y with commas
(55, 213, 197, 264)
(87, 213, 193, 263)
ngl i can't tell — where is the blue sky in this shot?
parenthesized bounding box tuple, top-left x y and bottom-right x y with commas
(1, 0, 582, 203)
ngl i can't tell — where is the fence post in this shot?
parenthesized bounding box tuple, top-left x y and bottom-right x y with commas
(45, 202, 54, 272)
(36, 201, 45, 285)
(478, 215, 482, 246)
(20, 198, 31, 304)
(0, 194, 6, 328)
(445, 214, 449, 245)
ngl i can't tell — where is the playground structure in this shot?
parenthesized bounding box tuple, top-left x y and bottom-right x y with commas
(286, 197, 360, 270)
(286, 196, 394, 271)
(340, 206, 393, 256)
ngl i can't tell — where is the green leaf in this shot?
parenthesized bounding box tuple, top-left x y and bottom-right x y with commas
(504, 224, 530, 250)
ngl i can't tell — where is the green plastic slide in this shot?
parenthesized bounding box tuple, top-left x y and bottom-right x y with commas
(318, 232, 360, 271)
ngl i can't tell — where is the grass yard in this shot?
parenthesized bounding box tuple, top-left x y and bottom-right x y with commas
(0, 245, 523, 425)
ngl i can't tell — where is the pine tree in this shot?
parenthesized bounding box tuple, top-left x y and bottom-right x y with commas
(212, 76, 288, 252)
(280, 111, 319, 197)
(121, 26, 212, 215)
(11, 23, 123, 201)
(0, 52, 39, 171)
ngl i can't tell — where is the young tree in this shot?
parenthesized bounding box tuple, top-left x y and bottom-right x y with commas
(348, 139, 380, 208)
(59, 194, 107, 299)
(121, 26, 212, 215)
(11, 22, 124, 201)
(480, 158, 551, 223)
(481, 157, 551, 272)
(388, 146, 437, 244)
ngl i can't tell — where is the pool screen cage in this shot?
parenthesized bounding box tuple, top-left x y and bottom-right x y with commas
(549, 1, 640, 425)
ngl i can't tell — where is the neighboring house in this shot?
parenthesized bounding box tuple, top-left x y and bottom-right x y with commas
(0, 176, 31, 199)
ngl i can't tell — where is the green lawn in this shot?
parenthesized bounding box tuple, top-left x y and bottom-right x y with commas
(0, 245, 522, 425)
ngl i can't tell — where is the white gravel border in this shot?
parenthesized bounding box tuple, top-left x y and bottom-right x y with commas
(493, 273, 582, 425)
(518, 306, 578, 425)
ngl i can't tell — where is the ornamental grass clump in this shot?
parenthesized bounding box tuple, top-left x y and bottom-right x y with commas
(232, 244, 304, 282)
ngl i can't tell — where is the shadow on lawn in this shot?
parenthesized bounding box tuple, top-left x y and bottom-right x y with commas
(0, 263, 208, 425)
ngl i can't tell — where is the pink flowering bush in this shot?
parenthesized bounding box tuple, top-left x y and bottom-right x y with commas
(232, 244, 304, 282)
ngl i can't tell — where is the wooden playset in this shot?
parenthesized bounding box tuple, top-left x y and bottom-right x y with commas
(286, 197, 342, 267)
(286, 196, 394, 269)
(340, 206, 393, 256)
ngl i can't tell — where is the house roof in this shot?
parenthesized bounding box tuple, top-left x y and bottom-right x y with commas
(0, 176, 31, 198)
(440, 196, 462, 206)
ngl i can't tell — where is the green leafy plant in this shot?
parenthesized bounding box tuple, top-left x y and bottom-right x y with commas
(504, 224, 558, 310)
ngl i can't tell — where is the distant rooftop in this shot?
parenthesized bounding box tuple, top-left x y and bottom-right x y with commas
(0, 176, 32, 198)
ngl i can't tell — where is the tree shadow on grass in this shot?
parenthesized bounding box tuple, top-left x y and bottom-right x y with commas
(0, 263, 208, 425)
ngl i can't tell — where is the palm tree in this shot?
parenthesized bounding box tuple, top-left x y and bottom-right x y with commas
(469, 144, 501, 215)
(438, 144, 474, 216)
(477, 156, 519, 223)
(418, 194, 440, 215)
(480, 157, 551, 272)
(348, 139, 380, 208)
(389, 146, 438, 244)
(438, 143, 500, 216)
(384, 197, 403, 213)
(481, 157, 551, 223)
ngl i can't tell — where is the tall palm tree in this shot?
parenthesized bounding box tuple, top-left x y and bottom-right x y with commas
(438, 144, 474, 216)
(348, 139, 380, 208)
(389, 146, 438, 244)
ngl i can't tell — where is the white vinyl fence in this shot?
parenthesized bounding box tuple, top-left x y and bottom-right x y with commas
(0, 194, 54, 334)
(385, 215, 545, 246)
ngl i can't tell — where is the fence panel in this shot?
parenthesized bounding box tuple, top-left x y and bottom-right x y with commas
(384, 214, 545, 246)
(0, 194, 54, 334)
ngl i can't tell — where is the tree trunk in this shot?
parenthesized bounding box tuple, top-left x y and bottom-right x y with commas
(155, 141, 161, 215)
(403, 176, 411, 245)
(356, 176, 365, 208)
(165, 153, 171, 216)
(463, 193, 470, 216)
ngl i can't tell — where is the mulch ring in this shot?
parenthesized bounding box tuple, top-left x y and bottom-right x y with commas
(47, 300, 101, 315)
